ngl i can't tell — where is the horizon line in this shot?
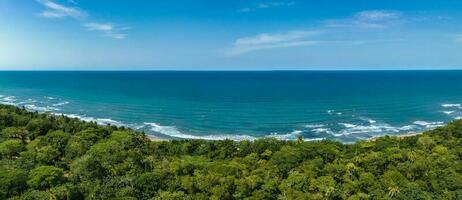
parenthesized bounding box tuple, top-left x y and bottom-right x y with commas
(1, 68, 462, 72)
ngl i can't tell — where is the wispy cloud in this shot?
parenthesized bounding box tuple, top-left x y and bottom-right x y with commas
(324, 10, 402, 29)
(227, 31, 320, 56)
(356, 10, 401, 21)
(228, 10, 407, 56)
(84, 23, 130, 39)
(257, 1, 296, 9)
(239, 1, 296, 12)
(36, 0, 129, 39)
(36, 0, 86, 19)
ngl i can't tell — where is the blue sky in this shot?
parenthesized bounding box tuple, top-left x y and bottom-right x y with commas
(1, 0, 462, 70)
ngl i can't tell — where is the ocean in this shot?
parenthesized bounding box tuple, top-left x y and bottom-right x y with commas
(0, 71, 461, 143)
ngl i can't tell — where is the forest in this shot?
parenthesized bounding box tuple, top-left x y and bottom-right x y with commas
(0, 104, 461, 199)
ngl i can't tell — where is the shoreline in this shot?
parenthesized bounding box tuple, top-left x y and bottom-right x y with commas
(2, 103, 441, 143)
(367, 131, 424, 142)
(146, 134, 167, 141)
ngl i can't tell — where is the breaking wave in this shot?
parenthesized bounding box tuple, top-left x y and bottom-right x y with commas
(0, 96, 17, 106)
(144, 122, 256, 140)
(304, 124, 326, 128)
(52, 101, 70, 107)
(59, 113, 126, 127)
(442, 103, 461, 108)
(24, 104, 60, 112)
(413, 121, 444, 128)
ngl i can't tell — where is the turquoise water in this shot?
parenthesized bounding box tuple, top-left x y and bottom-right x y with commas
(1, 71, 461, 142)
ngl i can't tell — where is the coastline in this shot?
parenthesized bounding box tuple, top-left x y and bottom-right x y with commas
(0, 103, 446, 143)
(146, 134, 167, 141)
(367, 131, 423, 142)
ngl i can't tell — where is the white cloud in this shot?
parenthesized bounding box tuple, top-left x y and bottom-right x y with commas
(84, 23, 130, 39)
(227, 10, 405, 56)
(235, 30, 318, 45)
(257, 1, 296, 9)
(238, 1, 296, 12)
(84, 23, 113, 31)
(36, 0, 129, 39)
(36, 0, 86, 19)
(355, 10, 401, 21)
(227, 31, 320, 56)
(324, 10, 402, 29)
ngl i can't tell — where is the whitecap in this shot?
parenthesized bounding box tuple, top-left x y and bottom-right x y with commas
(339, 123, 357, 128)
(17, 99, 37, 105)
(304, 124, 325, 128)
(359, 117, 377, 124)
(52, 101, 69, 107)
(291, 130, 303, 135)
(413, 121, 444, 128)
(335, 123, 400, 137)
(455, 116, 462, 120)
(413, 121, 430, 126)
(2, 96, 16, 101)
(398, 125, 419, 131)
(61, 114, 92, 122)
(24, 104, 60, 112)
(442, 104, 461, 108)
(267, 130, 302, 140)
(312, 128, 335, 135)
(441, 111, 455, 115)
(132, 124, 147, 130)
(94, 118, 125, 127)
(0, 96, 17, 105)
(0, 101, 17, 106)
(58, 113, 125, 127)
(45, 96, 56, 100)
(144, 122, 256, 141)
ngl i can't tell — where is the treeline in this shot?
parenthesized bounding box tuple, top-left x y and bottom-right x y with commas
(0, 104, 461, 199)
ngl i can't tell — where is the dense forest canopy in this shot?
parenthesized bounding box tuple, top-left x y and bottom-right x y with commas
(0, 104, 461, 199)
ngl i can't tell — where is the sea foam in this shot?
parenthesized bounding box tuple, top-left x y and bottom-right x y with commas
(144, 122, 256, 141)
(441, 111, 455, 115)
(442, 104, 461, 108)
(0, 96, 17, 105)
(311, 128, 335, 135)
(59, 113, 126, 127)
(304, 124, 326, 128)
(24, 104, 60, 112)
(52, 101, 70, 107)
(413, 121, 444, 128)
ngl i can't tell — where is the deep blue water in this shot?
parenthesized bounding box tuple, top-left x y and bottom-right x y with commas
(1, 71, 461, 142)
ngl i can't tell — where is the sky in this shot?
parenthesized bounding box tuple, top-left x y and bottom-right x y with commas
(1, 0, 462, 70)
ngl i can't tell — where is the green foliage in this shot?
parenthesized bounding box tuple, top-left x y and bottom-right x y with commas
(0, 139, 24, 159)
(27, 165, 64, 189)
(1, 127, 29, 142)
(0, 165, 27, 199)
(0, 104, 461, 199)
